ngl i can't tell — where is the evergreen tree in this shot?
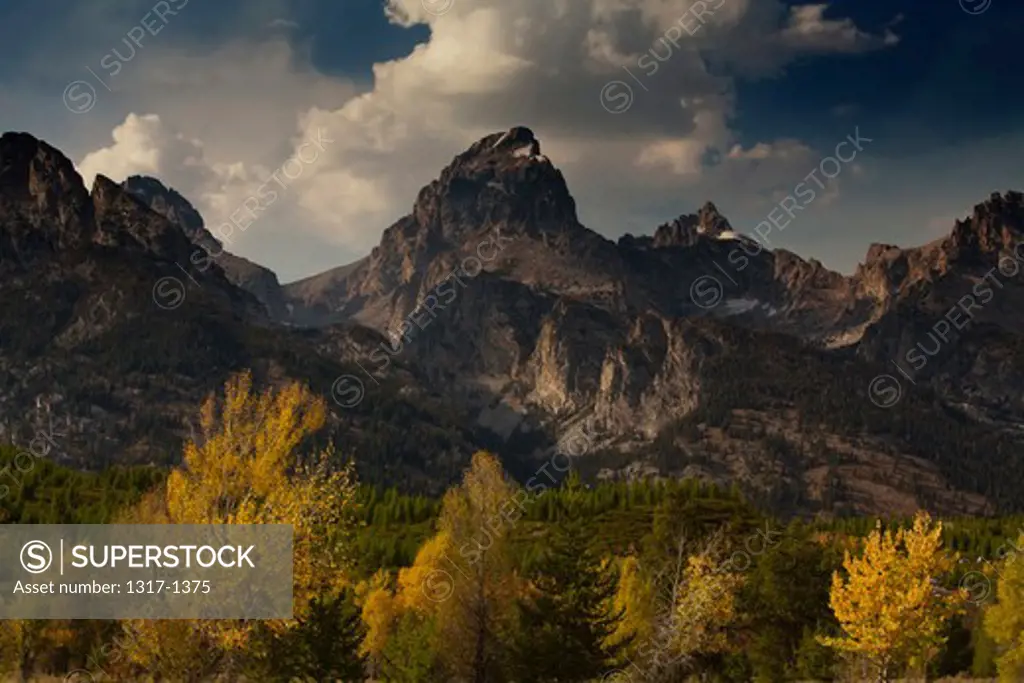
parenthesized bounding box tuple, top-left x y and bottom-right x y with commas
(741, 529, 837, 680)
(250, 590, 365, 681)
(510, 503, 626, 681)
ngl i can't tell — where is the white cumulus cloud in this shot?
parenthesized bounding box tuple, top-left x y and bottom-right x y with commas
(74, 0, 897, 278)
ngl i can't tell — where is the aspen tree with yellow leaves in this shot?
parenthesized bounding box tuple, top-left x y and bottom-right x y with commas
(983, 534, 1024, 682)
(358, 451, 520, 682)
(605, 530, 744, 681)
(112, 371, 359, 680)
(357, 533, 454, 679)
(357, 569, 403, 667)
(669, 549, 745, 674)
(820, 511, 966, 682)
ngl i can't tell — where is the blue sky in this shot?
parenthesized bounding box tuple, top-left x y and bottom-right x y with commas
(1, 0, 1020, 282)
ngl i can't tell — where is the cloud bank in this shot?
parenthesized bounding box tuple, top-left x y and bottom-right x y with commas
(73, 0, 897, 280)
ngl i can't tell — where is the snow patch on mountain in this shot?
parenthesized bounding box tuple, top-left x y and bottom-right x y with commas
(491, 130, 512, 149)
(720, 298, 760, 315)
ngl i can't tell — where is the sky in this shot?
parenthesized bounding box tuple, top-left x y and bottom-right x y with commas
(0, 0, 1021, 283)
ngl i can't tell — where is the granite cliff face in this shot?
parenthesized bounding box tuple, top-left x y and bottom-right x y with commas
(853, 191, 1024, 427)
(3, 127, 1024, 515)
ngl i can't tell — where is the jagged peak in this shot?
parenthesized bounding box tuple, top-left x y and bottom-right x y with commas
(941, 189, 1024, 263)
(858, 191, 1024, 271)
(697, 201, 731, 234)
(404, 125, 579, 243)
(975, 190, 1024, 213)
(447, 126, 551, 171)
(0, 131, 94, 251)
(963, 190, 1024, 233)
(122, 174, 191, 210)
(651, 200, 734, 248)
(89, 172, 199, 263)
(122, 174, 213, 246)
(122, 174, 198, 215)
(0, 132, 89, 201)
(699, 200, 722, 217)
(853, 194, 1024, 302)
(0, 131, 65, 161)
(123, 174, 169, 192)
(487, 126, 539, 153)
(90, 173, 121, 199)
(863, 243, 903, 263)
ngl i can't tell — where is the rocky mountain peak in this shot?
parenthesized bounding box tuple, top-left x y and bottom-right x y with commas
(0, 132, 95, 259)
(652, 200, 733, 248)
(486, 125, 541, 155)
(852, 193, 1024, 306)
(0, 133, 214, 276)
(863, 242, 903, 264)
(122, 175, 216, 248)
(90, 174, 197, 263)
(858, 192, 1024, 277)
(120, 174, 288, 319)
(946, 190, 1024, 262)
(408, 126, 579, 244)
(697, 201, 731, 235)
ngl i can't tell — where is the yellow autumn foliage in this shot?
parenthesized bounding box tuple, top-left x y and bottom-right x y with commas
(115, 371, 358, 678)
(357, 452, 521, 680)
(820, 511, 965, 681)
(606, 555, 656, 656)
(358, 531, 461, 657)
(358, 570, 402, 661)
(671, 553, 745, 660)
(984, 534, 1024, 682)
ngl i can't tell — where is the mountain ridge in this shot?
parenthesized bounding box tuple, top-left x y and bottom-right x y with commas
(3, 127, 1024, 516)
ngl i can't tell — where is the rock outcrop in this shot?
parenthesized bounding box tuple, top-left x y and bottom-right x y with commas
(122, 175, 289, 319)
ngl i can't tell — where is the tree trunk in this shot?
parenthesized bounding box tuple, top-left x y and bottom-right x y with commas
(473, 563, 487, 683)
(19, 644, 31, 682)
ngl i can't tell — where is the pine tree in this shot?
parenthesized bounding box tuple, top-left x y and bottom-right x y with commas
(250, 590, 365, 681)
(510, 502, 626, 681)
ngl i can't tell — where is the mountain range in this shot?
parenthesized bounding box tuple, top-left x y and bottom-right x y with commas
(2, 126, 1023, 517)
